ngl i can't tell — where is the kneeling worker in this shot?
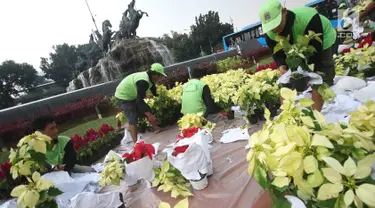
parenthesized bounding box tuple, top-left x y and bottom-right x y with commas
(259, 0, 337, 112)
(115, 63, 167, 143)
(181, 68, 220, 117)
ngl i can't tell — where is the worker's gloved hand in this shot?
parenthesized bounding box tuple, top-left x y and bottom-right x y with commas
(145, 112, 160, 126)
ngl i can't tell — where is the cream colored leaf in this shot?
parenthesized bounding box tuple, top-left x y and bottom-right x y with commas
(323, 157, 345, 175)
(322, 168, 342, 184)
(301, 116, 315, 128)
(24, 190, 40, 208)
(313, 110, 326, 125)
(29, 139, 47, 154)
(10, 185, 27, 197)
(343, 157, 356, 177)
(299, 98, 315, 107)
(344, 189, 354, 207)
(158, 202, 171, 208)
(271, 176, 290, 188)
(311, 134, 334, 149)
(317, 183, 344, 200)
(174, 198, 189, 208)
(356, 184, 375, 207)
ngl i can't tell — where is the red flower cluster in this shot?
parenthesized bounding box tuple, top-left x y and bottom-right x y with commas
(357, 36, 373, 49)
(172, 145, 189, 157)
(256, 61, 278, 72)
(72, 124, 115, 151)
(98, 124, 114, 136)
(177, 127, 200, 140)
(122, 141, 155, 163)
(0, 162, 11, 180)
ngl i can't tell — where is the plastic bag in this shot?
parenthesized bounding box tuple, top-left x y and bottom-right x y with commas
(277, 67, 323, 85)
(174, 129, 213, 161)
(66, 192, 123, 208)
(352, 82, 375, 103)
(165, 143, 210, 180)
(220, 127, 250, 144)
(125, 156, 155, 183)
(335, 76, 367, 92)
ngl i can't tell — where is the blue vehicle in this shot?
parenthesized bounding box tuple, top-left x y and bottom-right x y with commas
(222, 0, 341, 51)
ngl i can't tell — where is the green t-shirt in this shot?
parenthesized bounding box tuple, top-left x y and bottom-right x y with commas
(45, 135, 70, 165)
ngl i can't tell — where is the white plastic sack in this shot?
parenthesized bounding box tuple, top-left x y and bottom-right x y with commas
(41, 171, 74, 185)
(220, 127, 249, 144)
(174, 129, 213, 161)
(277, 67, 323, 85)
(165, 143, 210, 180)
(66, 192, 123, 208)
(285, 195, 307, 208)
(0, 199, 16, 208)
(335, 76, 367, 92)
(352, 82, 375, 103)
(125, 156, 155, 183)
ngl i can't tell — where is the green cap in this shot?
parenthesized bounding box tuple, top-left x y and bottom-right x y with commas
(151, 63, 167, 77)
(259, 0, 283, 33)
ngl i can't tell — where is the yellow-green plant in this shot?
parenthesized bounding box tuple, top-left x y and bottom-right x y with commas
(247, 88, 375, 207)
(11, 172, 62, 208)
(159, 198, 189, 208)
(99, 154, 125, 187)
(216, 56, 244, 73)
(152, 160, 193, 198)
(334, 44, 375, 79)
(9, 131, 63, 207)
(177, 113, 215, 131)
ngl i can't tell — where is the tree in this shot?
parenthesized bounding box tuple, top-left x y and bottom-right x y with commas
(162, 11, 234, 62)
(0, 60, 37, 109)
(40, 42, 102, 87)
(190, 11, 234, 55)
(40, 44, 79, 87)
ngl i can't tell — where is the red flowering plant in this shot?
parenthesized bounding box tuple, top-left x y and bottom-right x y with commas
(122, 141, 155, 164)
(171, 145, 190, 157)
(72, 124, 118, 162)
(176, 127, 200, 143)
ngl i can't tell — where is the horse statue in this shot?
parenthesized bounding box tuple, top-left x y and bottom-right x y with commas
(116, 0, 148, 39)
(101, 20, 113, 52)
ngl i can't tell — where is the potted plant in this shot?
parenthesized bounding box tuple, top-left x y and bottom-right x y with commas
(247, 88, 375, 207)
(290, 72, 310, 92)
(274, 31, 322, 92)
(122, 141, 156, 186)
(8, 131, 63, 207)
(99, 154, 125, 187)
(152, 160, 193, 198)
(189, 172, 208, 191)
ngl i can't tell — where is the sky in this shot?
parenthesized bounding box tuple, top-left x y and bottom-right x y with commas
(0, 0, 311, 72)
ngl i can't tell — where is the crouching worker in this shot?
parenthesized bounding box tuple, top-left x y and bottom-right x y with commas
(31, 115, 96, 173)
(115, 63, 167, 143)
(181, 68, 221, 117)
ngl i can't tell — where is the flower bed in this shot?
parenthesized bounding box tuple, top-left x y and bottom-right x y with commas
(72, 123, 122, 166)
(0, 95, 106, 147)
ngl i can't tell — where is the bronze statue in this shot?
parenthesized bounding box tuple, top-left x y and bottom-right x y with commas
(101, 20, 113, 52)
(117, 0, 148, 39)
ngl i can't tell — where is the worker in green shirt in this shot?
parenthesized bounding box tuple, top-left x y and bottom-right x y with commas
(181, 68, 220, 117)
(259, 0, 337, 112)
(32, 115, 95, 173)
(115, 63, 167, 143)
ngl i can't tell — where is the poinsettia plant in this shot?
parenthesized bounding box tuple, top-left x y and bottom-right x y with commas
(122, 141, 155, 163)
(99, 154, 125, 187)
(247, 88, 375, 207)
(152, 160, 193, 199)
(8, 131, 63, 207)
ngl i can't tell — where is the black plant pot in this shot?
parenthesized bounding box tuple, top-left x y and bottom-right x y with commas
(248, 114, 259, 124)
(227, 111, 235, 120)
(255, 109, 265, 121)
(291, 76, 309, 92)
(270, 107, 278, 117)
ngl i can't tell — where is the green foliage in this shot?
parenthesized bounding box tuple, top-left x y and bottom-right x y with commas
(216, 56, 245, 73)
(162, 11, 234, 62)
(0, 60, 37, 109)
(274, 31, 322, 71)
(40, 42, 101, 87)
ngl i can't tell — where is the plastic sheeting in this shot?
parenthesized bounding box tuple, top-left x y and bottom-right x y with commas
(99, 115, 268, 208)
